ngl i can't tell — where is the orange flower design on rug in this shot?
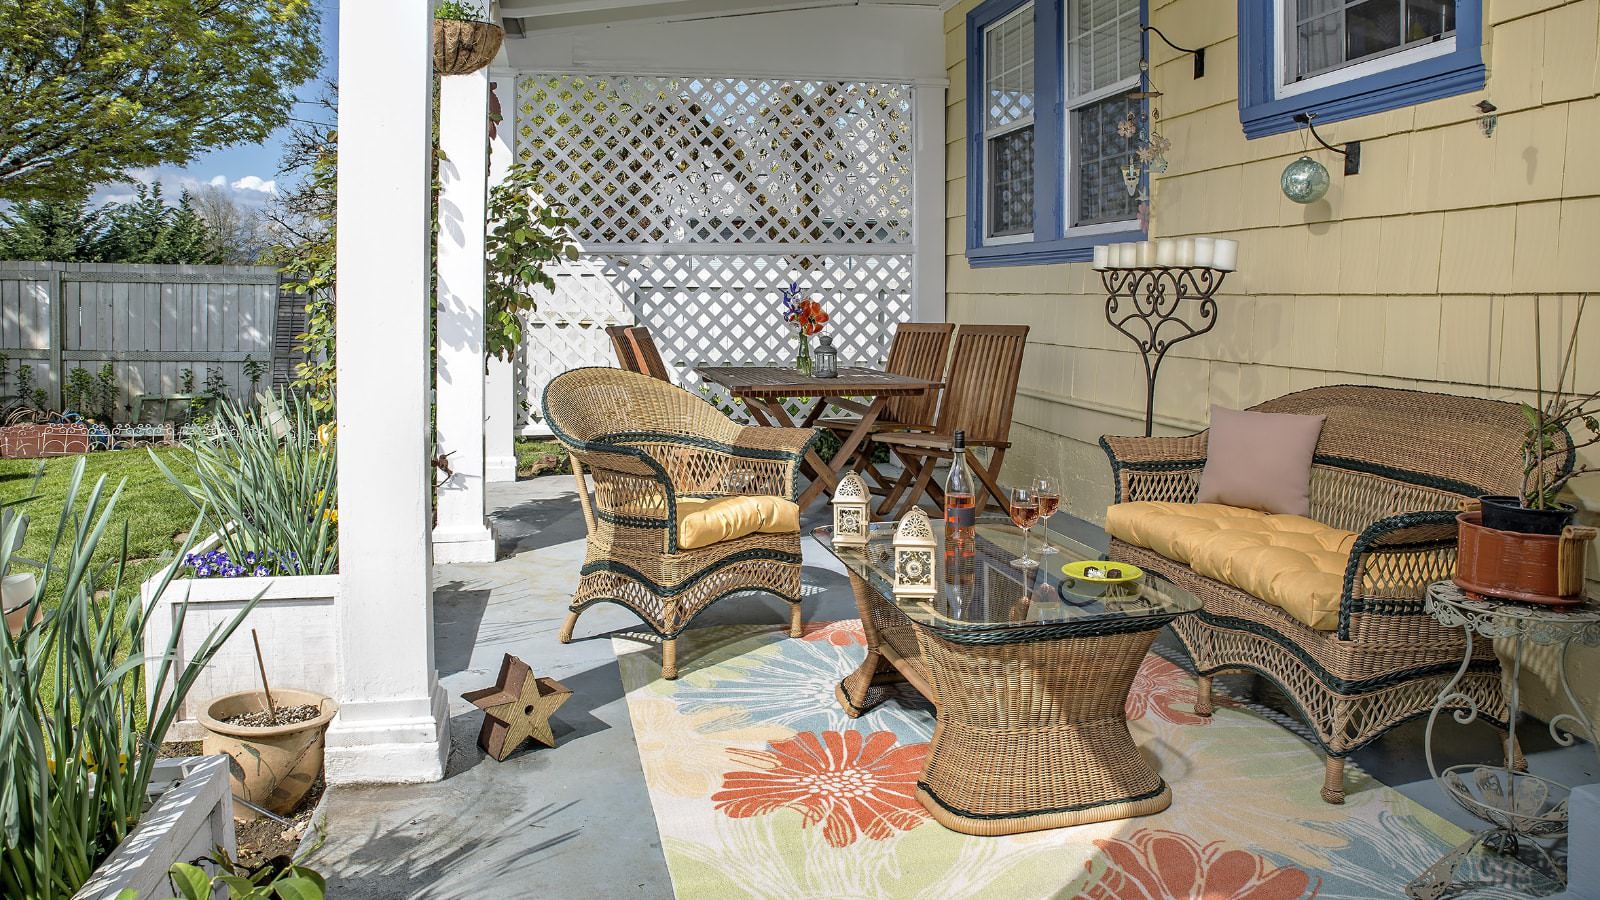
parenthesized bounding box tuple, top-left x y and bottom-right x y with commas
(712, 730, 928, 847)
(1126, 655, 1224, 726)
(1083, 829, 1318, 900)
(801, 619, 867, 646)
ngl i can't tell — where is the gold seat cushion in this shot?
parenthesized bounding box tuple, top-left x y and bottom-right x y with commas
(1105, 502, 1357, 632)
(675, 495, 800, 550)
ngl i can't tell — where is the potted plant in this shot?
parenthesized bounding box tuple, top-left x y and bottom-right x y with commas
(433, 1, 503, 77)
(146, 392, 341, 740)
(1456, 295, 1599, 606)
(1, 459, 259, 899)
(198, 679, 336, 819)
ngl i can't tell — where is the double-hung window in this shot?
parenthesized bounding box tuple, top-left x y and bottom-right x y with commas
(968, 0, 1145, 266)
(1240, 0, 1483, 138)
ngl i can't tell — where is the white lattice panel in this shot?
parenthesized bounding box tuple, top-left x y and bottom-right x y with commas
(513, 73, 919, 432)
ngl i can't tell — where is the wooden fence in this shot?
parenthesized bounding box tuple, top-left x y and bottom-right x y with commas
(0, 262, 301, 417)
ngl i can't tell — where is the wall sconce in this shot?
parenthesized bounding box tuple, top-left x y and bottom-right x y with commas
(1281, 113, 1358, 204)
(1293, 113, 1360, 175)
(1142, 26, 1204, 79)
(1476, 100, 1498, 138)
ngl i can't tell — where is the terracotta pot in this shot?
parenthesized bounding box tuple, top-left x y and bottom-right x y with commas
(199, 689, 337, 819)
(432, 19, 503, 76)
(1454, 511, 1596, 607)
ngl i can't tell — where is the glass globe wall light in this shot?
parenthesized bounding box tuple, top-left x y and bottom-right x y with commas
(1281, 112, 1359, 204)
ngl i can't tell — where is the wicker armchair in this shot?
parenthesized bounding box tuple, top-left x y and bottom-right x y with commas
(542, 367, 821, 678)
(1101, 385, 1573, 803)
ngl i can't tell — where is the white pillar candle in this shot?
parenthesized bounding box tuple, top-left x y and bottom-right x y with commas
(1136, 240, 1156, 267)
(1174, 238, 1196, 267)
(1191, 236, 1216, 268)
(2, 573, 36, 614)
(1113, 243, 1134, 268)
(1211, 238, 1239, 272)
(1092, 244, 1111, 270)
(1155, 239, 1178, 267)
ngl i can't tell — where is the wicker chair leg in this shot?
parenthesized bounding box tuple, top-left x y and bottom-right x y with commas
(789, 601, 805, 638)
(661, 638, 679, 680)
(1194, 675, 1214, 717)
(557, 610, 580, 644)
(1321, 756, 1346, 805)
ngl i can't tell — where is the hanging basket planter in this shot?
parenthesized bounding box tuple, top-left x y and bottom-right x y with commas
(433, 19, 503, 77)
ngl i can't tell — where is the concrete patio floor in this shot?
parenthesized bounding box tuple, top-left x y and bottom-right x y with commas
(310, 475, 1594, 899)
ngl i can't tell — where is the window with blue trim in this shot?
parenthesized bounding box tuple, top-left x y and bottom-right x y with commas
(967, 0, 1146, 267)
(1239, 0, 1484, 139)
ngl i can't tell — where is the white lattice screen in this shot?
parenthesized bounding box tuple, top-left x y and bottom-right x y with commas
(512, 73, 919, 431)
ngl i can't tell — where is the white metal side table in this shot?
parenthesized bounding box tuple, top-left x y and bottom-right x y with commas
(1407, 581, 1600, 900)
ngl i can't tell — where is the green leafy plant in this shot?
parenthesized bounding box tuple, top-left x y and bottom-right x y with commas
(65, 367, 94, 415)
(1521, 293, 1599, 509)
(243, 355, 267, 398)
(0, 459, 261, 899)
(95, 363, 120, 421)
(179, 369, 196, 395)
(485, 162, 580, 361)
(433, 0, 487, 21)
(117, 856, 326, 900)
(15, 364, 36, 408)
(277, 139, 337, 414)
(150, 391, 338, 576)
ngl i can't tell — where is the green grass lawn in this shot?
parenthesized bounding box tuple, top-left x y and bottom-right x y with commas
(515, 437, 569, 479)
(1, 448, 198, 599)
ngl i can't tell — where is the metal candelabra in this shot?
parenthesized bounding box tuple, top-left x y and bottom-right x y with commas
(1099, 266, 1229, 436)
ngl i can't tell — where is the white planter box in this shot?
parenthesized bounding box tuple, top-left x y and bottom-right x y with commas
(143, 537, 340, 741)
(72, 756, 236, 900)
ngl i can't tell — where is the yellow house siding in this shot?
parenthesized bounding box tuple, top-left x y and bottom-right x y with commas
(946, 0, 1600, 721)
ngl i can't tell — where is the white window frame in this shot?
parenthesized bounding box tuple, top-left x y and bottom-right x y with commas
(1273, 0, 1457, 100)
(982, 3, 1036, 245)
(1062, 0, 1141, 238)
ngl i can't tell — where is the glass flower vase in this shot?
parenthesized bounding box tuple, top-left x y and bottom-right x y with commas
(795, 332, 813, 375)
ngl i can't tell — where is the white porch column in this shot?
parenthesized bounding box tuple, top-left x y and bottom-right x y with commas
(912, 80, 947, 324)
(432, 69, 499, 563)
(484, 72, 519, 484)
(327, 0, 448, 783)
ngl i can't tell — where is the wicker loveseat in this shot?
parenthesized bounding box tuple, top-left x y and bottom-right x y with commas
(542, 367, 821, 678)
(1101, 385, 1571, 803)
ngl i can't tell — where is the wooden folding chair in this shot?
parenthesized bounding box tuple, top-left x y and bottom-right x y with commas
(817, 322, 954, 490)
(605, 324, 672, 382)
(870, 324, 1028, 517)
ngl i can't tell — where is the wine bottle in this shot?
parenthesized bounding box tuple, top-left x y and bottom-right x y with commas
(943, 430, 975, 585)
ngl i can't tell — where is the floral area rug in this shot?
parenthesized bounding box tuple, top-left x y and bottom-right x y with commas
(614, 621, 1541, 899)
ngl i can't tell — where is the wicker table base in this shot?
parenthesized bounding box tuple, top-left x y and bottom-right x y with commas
(836, 570, 1173, 835)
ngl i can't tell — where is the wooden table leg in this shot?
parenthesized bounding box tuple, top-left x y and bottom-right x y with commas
(746, 396, 844, 507)
(796, 394, 887, 508)
(911, 625, 1172, 835)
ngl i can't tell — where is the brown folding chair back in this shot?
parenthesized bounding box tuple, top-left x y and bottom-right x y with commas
(881, 322, 954, 427)
(936, 324, 1029, 446)
(606, 324, 672, 382)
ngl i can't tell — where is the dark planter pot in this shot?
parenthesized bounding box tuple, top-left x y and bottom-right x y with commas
(1478, 495, 1576, 535)
(433, 19, 503, 77)
(1455, 512, 1593, 607)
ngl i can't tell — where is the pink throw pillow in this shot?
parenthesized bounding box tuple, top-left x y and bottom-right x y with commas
(1196, 405, 1326, 517)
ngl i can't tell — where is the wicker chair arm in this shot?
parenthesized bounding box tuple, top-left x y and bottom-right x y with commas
(1337, 510, 1461, 641)
(1099, 434, 1208, 504)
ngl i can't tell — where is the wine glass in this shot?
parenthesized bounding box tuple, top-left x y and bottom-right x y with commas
(1033, 475, 1061, 557)
(1008, 486, 1041, 569)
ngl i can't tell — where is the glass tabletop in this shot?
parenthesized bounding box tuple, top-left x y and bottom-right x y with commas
(813, 517, 1199, 638)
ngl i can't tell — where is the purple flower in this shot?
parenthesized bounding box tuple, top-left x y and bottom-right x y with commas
(254, 565, 269, 577)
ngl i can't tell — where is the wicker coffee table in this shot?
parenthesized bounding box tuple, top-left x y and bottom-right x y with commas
(815, 518, 1199, 836)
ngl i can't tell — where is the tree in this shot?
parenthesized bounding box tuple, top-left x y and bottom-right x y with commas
(94, 184, 222, 264)
(0, 0, 322, 202)
(192, 185, 272, 264)
(0, 198, 105, 261)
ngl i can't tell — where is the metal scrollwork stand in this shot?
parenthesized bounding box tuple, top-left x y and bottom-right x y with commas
(1099, 266, 1229, 437)
(1406, 582, 1600, 900)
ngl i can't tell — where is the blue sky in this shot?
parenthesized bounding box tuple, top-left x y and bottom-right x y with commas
(93, 1, 340, 210)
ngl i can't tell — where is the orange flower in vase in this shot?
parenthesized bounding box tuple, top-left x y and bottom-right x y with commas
(779, 283, 830, 374)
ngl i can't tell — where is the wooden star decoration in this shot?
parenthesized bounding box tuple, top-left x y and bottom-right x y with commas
(461, 654, 572, 761)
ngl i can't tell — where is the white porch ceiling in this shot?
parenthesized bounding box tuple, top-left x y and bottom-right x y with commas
(497, 0, 941, 33)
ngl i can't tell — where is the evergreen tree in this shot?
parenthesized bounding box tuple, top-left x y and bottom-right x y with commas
(92, 184, 223, 265)
(0, 198, 105, 261)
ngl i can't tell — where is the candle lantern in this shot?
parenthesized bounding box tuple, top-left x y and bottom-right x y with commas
(830, 472, 871, 546)
(891, 508, 938, 599)
(812, 334, 838, 378)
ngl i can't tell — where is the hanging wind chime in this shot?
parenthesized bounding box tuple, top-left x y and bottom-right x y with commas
(1118, 57, 1173, 231)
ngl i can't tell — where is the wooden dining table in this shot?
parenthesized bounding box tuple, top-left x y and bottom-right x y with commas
(694, 365, 941, 509)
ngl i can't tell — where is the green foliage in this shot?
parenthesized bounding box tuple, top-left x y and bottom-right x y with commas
(95, 364, 120, 420)
(0, 198, 105, 260)
(1520, 294, 1599, 509)
(434, 1, 488, 21)
(113, 856, 327, 900)
(275, 139, 337, 413)
(64, 367, 94, 415)
(243, 356, 268, 396)
(514, 438, 570, 479)
(485, 163, 580, 361)
(149, 392, 338, 576)
(0, 186, 226, 265)
(0, 0, 322, 203)
(0, 458, 261, 899)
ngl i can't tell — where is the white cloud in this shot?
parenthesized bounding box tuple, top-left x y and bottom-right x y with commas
(230, 175, 277, 195)
(208, 175, 227, 187)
